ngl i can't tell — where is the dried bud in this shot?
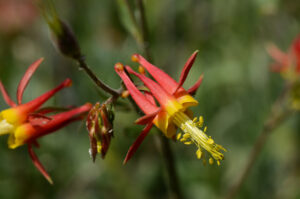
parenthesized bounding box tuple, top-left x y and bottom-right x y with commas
(41, 1, 82, 59)
(86, 102, 114, 161)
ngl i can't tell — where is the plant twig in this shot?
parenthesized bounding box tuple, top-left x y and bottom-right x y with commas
(77, 57, 120, 97)
(224, 85, 293, 199)
(160, 135, 184, 199)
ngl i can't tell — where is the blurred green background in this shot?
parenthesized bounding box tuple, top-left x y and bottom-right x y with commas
(0, 0, 300, 199)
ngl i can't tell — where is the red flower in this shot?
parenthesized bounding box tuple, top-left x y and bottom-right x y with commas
(115, 51, 225, 165)
(0, 58, 92, 183)
(267, 35, 300, 76)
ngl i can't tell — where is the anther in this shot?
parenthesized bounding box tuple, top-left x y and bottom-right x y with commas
(131, 54, 139, 62)
(184, 141, 192, 145)
(209, 157, 214, 165)
(207, 138, 214, 145)
(196, 149, 202, 159)
(115, 63, 124, 71)
(138, 66, 145, 74)
(176, 133, 182, 140)
(183, 133, 190, 139)
(121, 90, 130, 98)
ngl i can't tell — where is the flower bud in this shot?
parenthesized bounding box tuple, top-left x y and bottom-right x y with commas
(42, 1, 82, 59)
(86, 102, 114, 161)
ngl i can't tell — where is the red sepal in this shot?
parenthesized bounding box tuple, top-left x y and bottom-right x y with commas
(126, 66, 175, 107)
(17, 58, 44, 105)
(28, 113, 52, 127)
(0, 81, 16, 107)
(28, 143, 53, 184)
(135, 110, 159, 125)
(17, 78, 72, 114)
(114, 63, 159, 114)
(187, 74, 203, 96)
(132, 54, 179, 94)
(175, 50, 198, 93)
(123, 122, 153, 164)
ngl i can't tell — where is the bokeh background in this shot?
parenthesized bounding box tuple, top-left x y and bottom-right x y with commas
(0, 0, 300, 199)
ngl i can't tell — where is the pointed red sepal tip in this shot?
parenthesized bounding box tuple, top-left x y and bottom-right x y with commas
(114, 63, 124, 72)
(135, 110, 159, 125)
(175, 50, 199, 93)
(131, 54, 139, 62)
(123, 122, 153, 165)
(17, 58, 44, 105)
(28, 144, 53, 185)
(0, 81, 16, 107)
(188, 74, 204, 95)
(62, 78, 72, 87)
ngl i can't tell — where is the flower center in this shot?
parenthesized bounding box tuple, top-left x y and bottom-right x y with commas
(173, 111, 226, 165)
(0, 119, 14, 136)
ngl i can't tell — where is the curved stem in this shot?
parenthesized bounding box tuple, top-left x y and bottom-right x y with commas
(160, 135, 184, 199)
(77, 57, 120, 96)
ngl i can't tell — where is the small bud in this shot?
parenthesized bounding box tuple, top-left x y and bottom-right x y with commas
(42, 1, 82, 59)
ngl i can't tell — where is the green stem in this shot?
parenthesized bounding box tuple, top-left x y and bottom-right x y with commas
(77, 57, 120, 97)
(134, 1, 183, 198)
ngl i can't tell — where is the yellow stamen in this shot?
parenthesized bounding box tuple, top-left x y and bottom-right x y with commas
(138, 66, 145, 74)
(184, 141, 192, 145)
(192, 117, 197, 123)
(176, 133, 182, 140)
(209, 157, 214, 165)
(182, 133, 190, 139)
(172, 112, 225, 163)
(207, 138, 214, 145)
(196, 148, 202, 159)
(121, 90, 130, 98)
(198, 116, 204, 127)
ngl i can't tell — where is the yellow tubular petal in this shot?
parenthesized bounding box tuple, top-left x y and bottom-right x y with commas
(165, 99, 184, 116)
(1, 108, 24, 125)
(154, 111, 177, 138)
(8, 124, 31, 149)
(176, 94, 198, 109)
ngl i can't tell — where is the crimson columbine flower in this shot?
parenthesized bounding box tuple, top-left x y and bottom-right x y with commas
(115, 51, 226, 165)
(268, 35, 300, 110)
(0, 58, 92, 183)
(267, 35, 300, 78)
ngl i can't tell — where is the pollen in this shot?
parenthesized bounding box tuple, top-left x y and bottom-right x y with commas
(173, 111, 226, 165)
(176, 133, 182, 140)
(184, 141, 192, 145)
(115, 63, 124, 71)
(131, 54, 139, 62)
(138, 66, 145, 74)
(196, 148, 202, 159)
(209, 157, 214, 165)
(121, 90, 130, 98)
